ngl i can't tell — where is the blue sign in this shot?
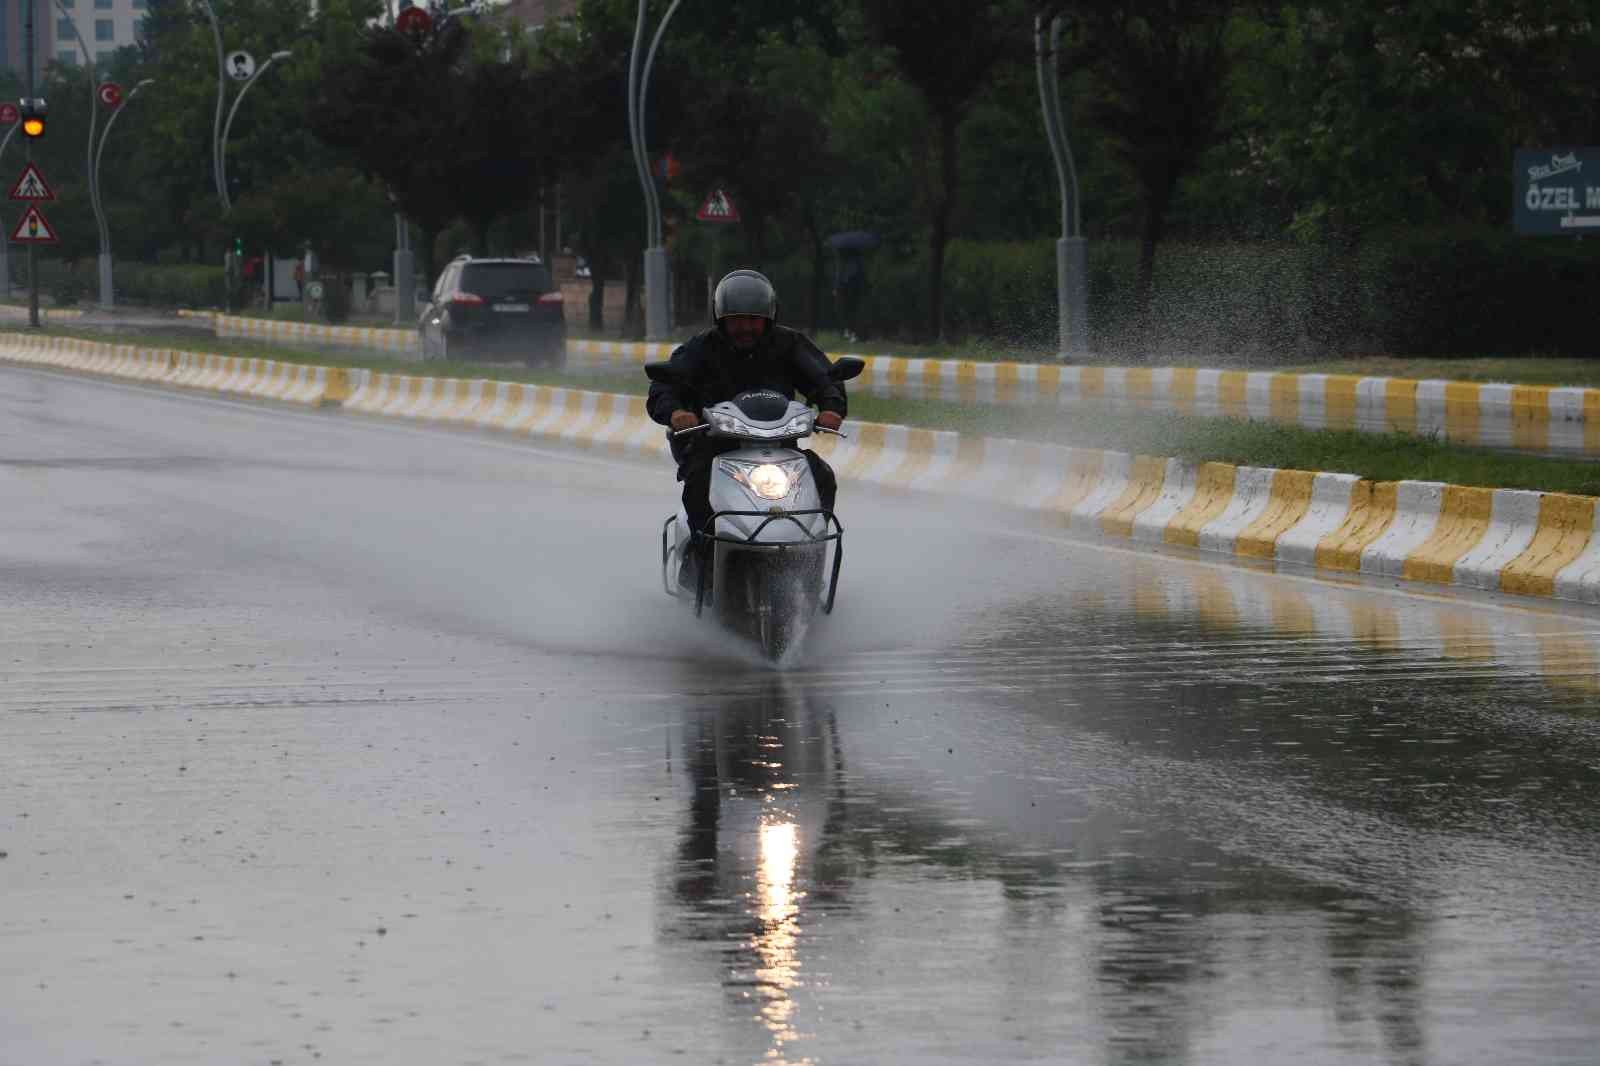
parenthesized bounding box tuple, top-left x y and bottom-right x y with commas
(1514, 148, 1600, 235)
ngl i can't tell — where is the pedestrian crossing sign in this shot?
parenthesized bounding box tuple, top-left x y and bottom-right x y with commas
(696, 187, 740, 223)
(9, 162, 54, 201)
(11, 205, 59, 243)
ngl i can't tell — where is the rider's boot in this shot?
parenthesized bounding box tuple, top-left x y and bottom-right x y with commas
(678, 535, 713, 596)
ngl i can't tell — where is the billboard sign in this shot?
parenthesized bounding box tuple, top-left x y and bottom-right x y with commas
(1514, 148, 1600, 235)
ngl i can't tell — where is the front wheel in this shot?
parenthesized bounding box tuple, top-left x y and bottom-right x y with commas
(755, 574, 805, 663)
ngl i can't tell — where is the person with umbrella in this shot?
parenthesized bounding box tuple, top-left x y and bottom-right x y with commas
(827, 231, 879, 343)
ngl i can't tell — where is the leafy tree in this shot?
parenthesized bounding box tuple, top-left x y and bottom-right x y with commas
(857, 0, 1026, 339)
(310, 15, 473, 283)
(1062, 2, 1236, 318)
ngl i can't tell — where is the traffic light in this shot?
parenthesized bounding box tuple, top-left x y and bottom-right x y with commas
(233, 237, 243, 257)
(20, 98, 46, 140)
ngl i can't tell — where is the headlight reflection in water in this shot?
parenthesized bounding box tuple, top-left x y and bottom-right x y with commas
(753, 816, 810, 1064)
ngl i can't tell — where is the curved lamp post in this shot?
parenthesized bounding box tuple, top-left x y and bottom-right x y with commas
(50, 0, 114, 306)
(388, 2, 479, 324)
(218, 50, 292, 213)
(0, 119, 20, 298)
(90, 77, 155, 308)
(628, 0, 684, 339)
(1035, 13, 1087, 360)
(196, 0, 228, 209)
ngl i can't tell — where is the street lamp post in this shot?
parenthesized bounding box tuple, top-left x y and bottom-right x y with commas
(628, 0, 683, 340)
(0, 121, 19, 300)
(218, 51, 292, 214)
(197, 0, 228, 210)
(51, 0, 113, 307)
(387, 1, 482, 325)
(92, 78, 154, 310)
(1035, 13, 1088, 360)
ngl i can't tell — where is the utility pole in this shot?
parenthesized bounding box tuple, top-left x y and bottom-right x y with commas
(25, 0, 37, 328)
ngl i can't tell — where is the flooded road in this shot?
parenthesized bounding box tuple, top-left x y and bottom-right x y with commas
(3, 364, 1599, 1065)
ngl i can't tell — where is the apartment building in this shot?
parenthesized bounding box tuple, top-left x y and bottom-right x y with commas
(50, 0, 149, 66)
(1, 0, 148, 74)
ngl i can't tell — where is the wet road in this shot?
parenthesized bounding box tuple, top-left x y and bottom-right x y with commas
(4, 364, 1600, 1066)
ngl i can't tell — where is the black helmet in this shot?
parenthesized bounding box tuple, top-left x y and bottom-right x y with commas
(712, 269, 778, 326)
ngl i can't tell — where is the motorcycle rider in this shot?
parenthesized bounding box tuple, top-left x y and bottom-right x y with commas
(646, 269, 847, 586)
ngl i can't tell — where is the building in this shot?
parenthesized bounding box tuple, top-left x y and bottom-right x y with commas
(49, 0, 150, 67)
(494, 0, 576, 31)
(1, 0, 149, 75)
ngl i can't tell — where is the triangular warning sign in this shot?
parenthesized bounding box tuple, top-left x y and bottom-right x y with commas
(11, 205, 59, 243)
(9, 163, 55, 202)
(695, 187, 740, 223)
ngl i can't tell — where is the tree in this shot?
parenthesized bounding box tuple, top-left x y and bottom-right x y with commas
(1064, 2, 1235, 320)
(858, 0, 1025, 339)
(310, 16, 473, 283)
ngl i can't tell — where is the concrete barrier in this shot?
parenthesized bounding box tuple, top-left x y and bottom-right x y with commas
(0, 331, 341, 407)
(183, 315, 1600, 456)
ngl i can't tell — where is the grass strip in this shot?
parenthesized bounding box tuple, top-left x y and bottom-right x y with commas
(33, 326, 1600, 497)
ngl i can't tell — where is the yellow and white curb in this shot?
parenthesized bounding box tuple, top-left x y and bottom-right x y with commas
(561, 340, 1600, 458)
(9, 333, 1600, 611)
(341, 370, 667, 459)
(209, 313, 419, 354)
(0, 304, 83, 321)
(190, 319, 1600, 456)
(0, 333, 345, 407)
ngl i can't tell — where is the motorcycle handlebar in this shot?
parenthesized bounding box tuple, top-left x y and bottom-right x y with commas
(670, 418, 848, 440)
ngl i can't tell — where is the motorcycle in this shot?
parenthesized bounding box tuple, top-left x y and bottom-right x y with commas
(647, 357, 865, 662)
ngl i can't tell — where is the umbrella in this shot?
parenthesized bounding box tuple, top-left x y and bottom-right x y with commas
(826, 231, 881, 252)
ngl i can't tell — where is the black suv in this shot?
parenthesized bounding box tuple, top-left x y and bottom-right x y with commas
(418, 256, 566, 366)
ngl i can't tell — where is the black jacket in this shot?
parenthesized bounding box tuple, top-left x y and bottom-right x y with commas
(646, 325, 848, 427)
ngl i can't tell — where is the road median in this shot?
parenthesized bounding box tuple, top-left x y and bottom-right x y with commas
(8, 329, 1600, 609)
(187, 312, 1600, 457)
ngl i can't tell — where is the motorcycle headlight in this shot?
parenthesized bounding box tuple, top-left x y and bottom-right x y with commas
(721, 457, 808, 501)
(746, 463, 791, 500)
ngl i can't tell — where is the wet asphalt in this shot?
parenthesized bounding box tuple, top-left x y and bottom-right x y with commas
(3, 364, 1599, 1066)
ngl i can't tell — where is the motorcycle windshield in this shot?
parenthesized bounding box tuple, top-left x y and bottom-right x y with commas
(732, 390, 793, 422)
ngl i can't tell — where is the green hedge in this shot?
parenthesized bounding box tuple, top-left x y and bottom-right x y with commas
(758, 227, 1600, 359)
(116, 263, 227, 308)
(1360, 227, 1600, 356)
(17, 260, 226, 309)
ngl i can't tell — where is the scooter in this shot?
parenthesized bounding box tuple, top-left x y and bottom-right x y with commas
(648, 357, 864, 662)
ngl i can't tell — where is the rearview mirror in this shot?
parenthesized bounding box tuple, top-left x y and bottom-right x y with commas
(828, 356, 865, 383)
(644, 360, 677, 385)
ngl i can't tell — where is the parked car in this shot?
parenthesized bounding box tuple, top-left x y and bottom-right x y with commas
(418, 255, 566, 367)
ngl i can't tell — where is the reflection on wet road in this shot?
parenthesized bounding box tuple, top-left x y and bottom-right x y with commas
(3, 366, 1600, 1064)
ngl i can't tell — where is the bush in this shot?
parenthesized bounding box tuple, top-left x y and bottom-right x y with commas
(713, 226, 1600, 359)
(1359, 226, 1600, 356)
(50, 273, 86, 307)
(114, 263, 227, 308)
